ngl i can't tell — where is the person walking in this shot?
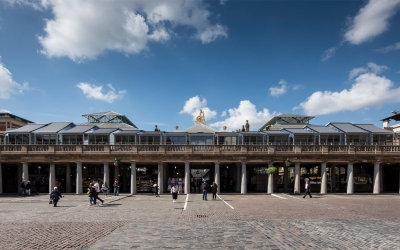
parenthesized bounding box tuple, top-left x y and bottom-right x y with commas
(20, 180, 26, 197)
(25, 181, 31, 196)
(201, 180, 209, 201)
(153, 183, 160, 197)
(49, 187, 62, 207)
(170, 184, 178, 202)
(92, 180, 104, 205)
(113, 179, 120, 196)
(211, 182, 218, 200)
(303, 179, 312, 198)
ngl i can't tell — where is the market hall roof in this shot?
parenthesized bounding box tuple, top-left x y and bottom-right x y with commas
(0, 112, 34, 124)
(328, 122, 368, 133)
(354, 124, 395, 134)
(183, 122, 218, 133)
(33, 122, 74, 134)
(80, 111, 138, 129)
(60, 125, 98, 134)
(5, 124, 47, 134)
(259, 114, 315, 131)
(305, 125, 342, 134)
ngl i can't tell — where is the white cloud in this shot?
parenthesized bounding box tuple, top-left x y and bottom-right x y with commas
(76, 82, 126, 103)
(3, 0, 42, 10)
(209, 100, 277, 131)
(269, 80, 288, 97)
(348, 62, 389, 80)
(179, 96, 217, 122)
(0, 108, 11, 113)
(36, 0, 227, 62)
(321, 46, 337, 61)
(296, 73, 400, 116)
(344, 0, 400, 45)
(0, 60, 29, 99)
(375, 42, 400, 53)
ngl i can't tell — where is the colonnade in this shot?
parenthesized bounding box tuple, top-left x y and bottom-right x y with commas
(0, 160, 399, 195)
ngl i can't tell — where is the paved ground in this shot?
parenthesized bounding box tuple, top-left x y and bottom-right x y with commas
(0, 192, 399, 249)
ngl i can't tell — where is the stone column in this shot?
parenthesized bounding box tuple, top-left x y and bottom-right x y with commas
(158, 162, 164, 193)
(22, 162, 29, 182)
(103, 162, 109, 187)
(130, 161, 136, 194)
(0, 163, 3, 194)
(76, 162, 83, 194)
(330, 164, 336, 193)
(114, 164, 120, 182)
(236, 163, 241, 192)
(241, 162, 247, 194)
(320, 162, 327, 194)
(49, 163, 55, 193)
(184, 162, 190, 194)
(66, 164, 71, 193)
(346, 162, 354, 194)
(283, 163, 289, 193)
(373, 162, 381, 194)
(294, 162, 300, 194)
(214, 162, 220, 193)
(267, 162, 274, 194)
(380, 165, 384, 192)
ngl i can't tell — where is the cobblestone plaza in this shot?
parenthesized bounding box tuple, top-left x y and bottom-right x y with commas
(0, 193, 399, 249)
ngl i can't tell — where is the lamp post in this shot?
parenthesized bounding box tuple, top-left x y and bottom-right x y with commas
(114, 157, 120, 167)
(284, 158, 290, 193)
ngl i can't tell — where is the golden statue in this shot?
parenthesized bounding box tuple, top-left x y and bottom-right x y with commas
(196, 109, 206, 123)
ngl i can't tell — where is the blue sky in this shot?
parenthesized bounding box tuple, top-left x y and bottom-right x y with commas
(0, 0, 400, 131)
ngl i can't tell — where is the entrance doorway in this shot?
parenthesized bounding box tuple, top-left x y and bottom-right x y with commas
(190, 168, 211, 193)
(2, 164, 18, 193)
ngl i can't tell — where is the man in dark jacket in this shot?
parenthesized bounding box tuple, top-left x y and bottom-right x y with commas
(20, 180, 26, 197)
(201, 180, 209, 201)
(303, 179, 312, 198)
(50, 187, 62, 207)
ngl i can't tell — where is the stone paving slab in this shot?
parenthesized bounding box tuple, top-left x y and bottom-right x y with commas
(0, 193, 399, 249)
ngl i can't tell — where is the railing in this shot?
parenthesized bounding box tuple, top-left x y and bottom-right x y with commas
(0, 145, 22, 151)
(1, 144, 400, 154)
(192, 145, 214, 152)
(166, 145, 187, 152)
(301, 145, 322, 152)
(28, 145, 49, 151)
(274, 145, 294, 152)
(138, 145, 159, 152)
(328, 145, 350, 152)
(219, 145, 241, 152)
(55, 145, 77, 152)
(110, 145, 132, 151)
(247, 145, 268, 152)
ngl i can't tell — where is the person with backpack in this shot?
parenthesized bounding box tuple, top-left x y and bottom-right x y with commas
(201, 180, 209, 201)
(49, 187, 62, 207)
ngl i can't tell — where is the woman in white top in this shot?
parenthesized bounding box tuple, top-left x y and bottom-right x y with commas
(170, 184, 178, 202)
(101, 182, 109, 197)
